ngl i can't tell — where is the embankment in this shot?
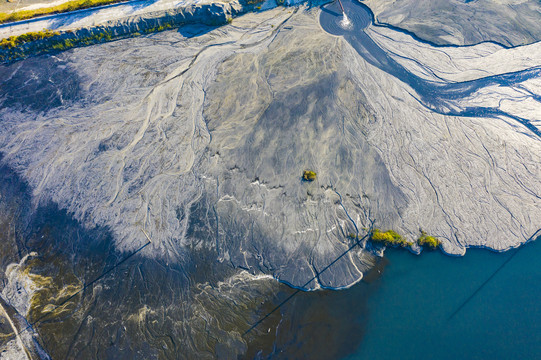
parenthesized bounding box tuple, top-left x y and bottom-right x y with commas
(0, 0, 252, 63)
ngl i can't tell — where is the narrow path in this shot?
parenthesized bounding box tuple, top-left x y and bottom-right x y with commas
(0, 295, 41, 359)
(0, 0, 138, 29)
(0, 0, 204, 38)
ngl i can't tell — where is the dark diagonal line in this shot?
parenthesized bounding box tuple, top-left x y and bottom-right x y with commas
(8, 236, 151, 341)
(447, 246, 522, 321)
(243, 287, 302, 336)
(243, 232, 370, 335)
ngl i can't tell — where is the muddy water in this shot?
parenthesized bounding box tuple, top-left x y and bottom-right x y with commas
(0, 162, 379, 359)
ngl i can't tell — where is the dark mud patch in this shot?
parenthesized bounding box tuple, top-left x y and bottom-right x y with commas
(0, 55, 81, 113)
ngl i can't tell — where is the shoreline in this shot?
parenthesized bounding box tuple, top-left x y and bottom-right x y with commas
(0, 0, 249, 63)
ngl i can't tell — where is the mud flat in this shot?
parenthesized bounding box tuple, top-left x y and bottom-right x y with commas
(1, 2, 540, 294)
(362, 0, 541, 46)
(0, 1, 540, 357)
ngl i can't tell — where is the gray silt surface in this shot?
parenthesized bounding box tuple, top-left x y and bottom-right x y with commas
(320, 0, 541, 138)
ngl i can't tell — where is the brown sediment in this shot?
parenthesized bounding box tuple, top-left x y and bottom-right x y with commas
(244, 279, 379, 359)
(361, 255, 389, 284)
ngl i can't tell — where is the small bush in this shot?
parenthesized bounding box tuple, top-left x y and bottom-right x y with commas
(302, 170, 316, 182)
(370, 229, 412, 248)
(417, 231, 441, 249)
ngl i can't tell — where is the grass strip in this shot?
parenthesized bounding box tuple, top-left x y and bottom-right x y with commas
(0, 29, 60, 48)
(0, 0, 130, 24)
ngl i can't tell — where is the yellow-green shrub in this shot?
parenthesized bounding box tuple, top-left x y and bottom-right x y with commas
(370, 229, 413, 247)
(302, 170, 316, 181)
(417, 231, 441, 249)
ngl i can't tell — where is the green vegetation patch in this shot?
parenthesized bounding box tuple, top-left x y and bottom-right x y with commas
(143, 21, 176, 34)
(370, 228, 413, 248)
(244, 0, 266, 5)
(0, 3, 233, 63)
(0, 18, 199, 63)
(417, 231, 441, 250)
(0, 0, 129, 24)
(0, 29, 117, 62)
(302, 170, 317, 182)
(0, 29, 59, 48)
(52, 31, 111, 49)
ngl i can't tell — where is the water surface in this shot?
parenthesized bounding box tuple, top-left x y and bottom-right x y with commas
(345, 241, 541, 359)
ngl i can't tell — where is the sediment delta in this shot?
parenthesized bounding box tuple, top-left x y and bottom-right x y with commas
(1, 1, 540, 288)
(0, 1, 539, 357)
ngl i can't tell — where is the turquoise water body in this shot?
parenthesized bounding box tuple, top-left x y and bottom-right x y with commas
(345, 240, 541, 360)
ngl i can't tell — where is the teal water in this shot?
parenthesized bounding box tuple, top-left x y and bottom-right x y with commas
(345, 240, 541, 360)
